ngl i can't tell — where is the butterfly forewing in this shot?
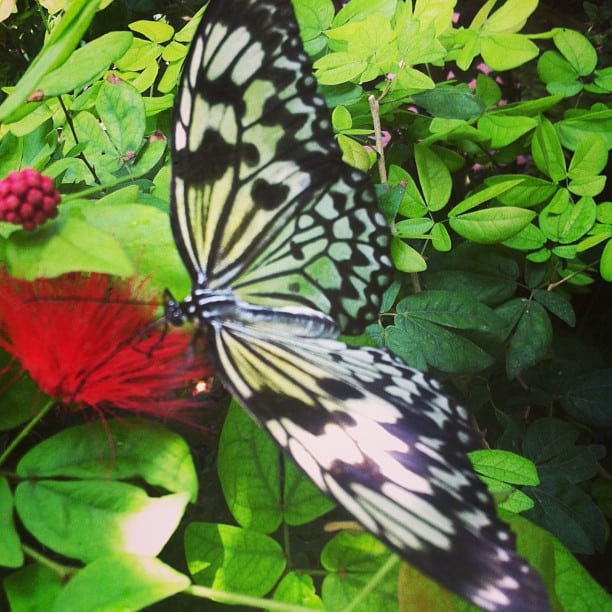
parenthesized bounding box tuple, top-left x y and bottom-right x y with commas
(171, 0, 392, 333)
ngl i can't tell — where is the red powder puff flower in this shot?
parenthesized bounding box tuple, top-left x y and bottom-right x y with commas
(0, 271, 212, 418)
(0, 169, 61, 231)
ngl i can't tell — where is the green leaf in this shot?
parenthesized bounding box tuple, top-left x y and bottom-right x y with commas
(96, 79, 145, 157)
(552, 244, 577, 259)
(469, 450, 540, 486)
(219, 402, 334, 530)
(553, 28, 598, 76)
(449, 178, 525, 216)
(430, 222, 452, 251)
(184, 522, 286, 596)
(283, 460, 335, 526)
(502, 223, 546, 251)
(70, 201, 187, 294)
(161, 40, 188, 62)
(14, 419, 195, 562)
(601, 239, 612, 281)
(392, 66, 436, 94)
(558, 196, 598, 244)
(532, 289, 576, 326)
(331, 105, 352, 131)
(0, 0, 101, 121)
(568, 175, 606, 197)
(383, 325, 427, 371)
(62, 110, 121, 178)
(394, 317, 494, 374)
(36, 32, 133, 97)
(562, 370, 612, 427)
(593, 66, 612, 91)
(546, 79, 584, 98)
(476, 73, 502, 107)
(575, 228, 612, 253)
(597, 202, 612, 224)
(480, 34, 539, 71)
(415, 144, 452, 212)
(294, 0, 335, 55)
(390, 237, 427, 272)
(396, 290, 503, 334)
(52, 554, 189, 612)
(218, 401, 282, 533)
(129, 20, 175, 43)
(376, 183, 404, 220)
(485, 175, 556, 207)
(411, 87, 485, 120)
(337, 134, 371, 171)
(426, 244, 519, 305)
(17, 418, 198, 499)
(321, 532, 397, 611)
(551, 537, 612, 609)
(333, 0, 396, 25)
(568, 134, 608, 179)
(449, 207, 536, 244)
(477, 114, 537, 147)
(391, 169, 426, 218)
(526, 248, 551, 263)
(537, 51, 579, 87)
(114, 38, 162, 71)
(15, 480, 190, 563)
(5, 218, 134, 280)
(329, 14, 394, 61)
(313, 52, 367, 84)
(531, 116, 567, 182)
(538, 187, 570, 241)
(525, 476, 606, 555)
(4, 564, 62, 612)
(493, 485, 535, 514)
(505, 299, 552, 378)
(131, 139, 167, 175)
(557, 109, 612, 150)
(0, 360, 42, 431)
(273, 573, 325, 609)
(522, 419, 601, 485)
(0, 477, 23, 567)
(481, 0, 538, 34)
(394, 217, 434, 238)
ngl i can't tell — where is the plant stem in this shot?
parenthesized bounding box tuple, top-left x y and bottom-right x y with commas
(341, 555, 400, 612)
(0, 399, 55, 466)
(368, 94, 387, 183)
(185, 585, 315, 611)
(22, 543, 77, 579)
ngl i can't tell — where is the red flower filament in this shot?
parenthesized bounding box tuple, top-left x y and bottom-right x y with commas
(0, 272, 211, 417)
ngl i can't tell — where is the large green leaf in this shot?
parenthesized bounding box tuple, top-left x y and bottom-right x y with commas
(184, 522, 286, 596)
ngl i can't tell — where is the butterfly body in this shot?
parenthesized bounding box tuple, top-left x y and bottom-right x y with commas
(167, 285, 340, 339)
(169, 1, 550, 610)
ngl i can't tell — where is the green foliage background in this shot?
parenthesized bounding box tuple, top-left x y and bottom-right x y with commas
(0, 0, 610, 610)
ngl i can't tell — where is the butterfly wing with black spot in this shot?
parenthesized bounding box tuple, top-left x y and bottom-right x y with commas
(171, 0, 392, 333)
(207, 319, 550, 612)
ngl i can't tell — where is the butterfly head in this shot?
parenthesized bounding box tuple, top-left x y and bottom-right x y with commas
(163, 289, 188, 327)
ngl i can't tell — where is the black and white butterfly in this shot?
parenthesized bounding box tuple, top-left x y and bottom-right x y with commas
(166, 1, 550, 610)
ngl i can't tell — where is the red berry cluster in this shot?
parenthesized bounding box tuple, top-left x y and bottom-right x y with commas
(0, 169, 61, 231)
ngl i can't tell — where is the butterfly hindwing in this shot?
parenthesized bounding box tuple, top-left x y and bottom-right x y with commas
(208, 320, 549, 612)
(171, 0, 392, 333)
